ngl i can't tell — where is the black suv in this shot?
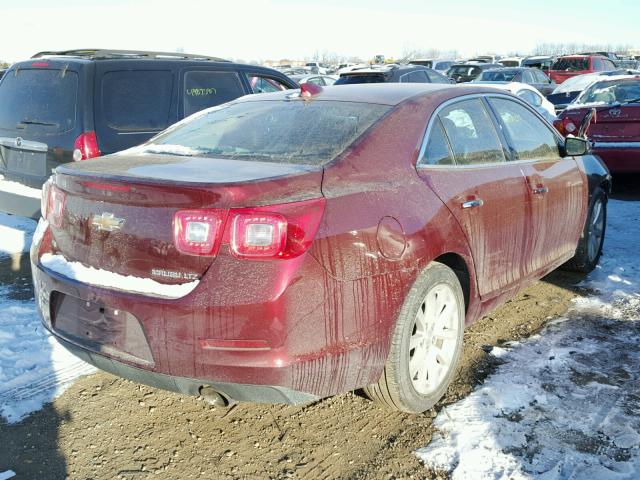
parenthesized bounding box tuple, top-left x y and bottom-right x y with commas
(0, 49, 297, 218)
(446, 63, 504, 83)
(334, 64, 452, 85)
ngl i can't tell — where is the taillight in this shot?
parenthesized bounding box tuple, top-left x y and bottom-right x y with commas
(73, 131, 101, 161)
(229, 198, 326, 259)
(553, 117, 577, 136)
(41, 179, 52, 219)
(172, 198, 326, 259)
(173, 210, 226, 256)
(231, 213, 287, 258)
(47, 185, 66, 228)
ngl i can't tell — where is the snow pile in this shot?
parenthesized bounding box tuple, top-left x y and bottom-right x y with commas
(40, 253, 199, 299)
(0, 470, 16, 480)
(0, 212, 36, 256)
(0, 174, 42, 200)
(0, 215, 95, 423)
(417, 199, 640, 479)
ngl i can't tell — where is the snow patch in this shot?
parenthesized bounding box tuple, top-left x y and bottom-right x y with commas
(0, 212, 36, 256)
(40, 253, 199, 299)
(0, 470, 16, 480)
(417, 199, 640, 479)
(0, 174, 42, 200)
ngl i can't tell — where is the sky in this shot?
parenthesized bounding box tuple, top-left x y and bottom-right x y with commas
(1, 0, 639, 63)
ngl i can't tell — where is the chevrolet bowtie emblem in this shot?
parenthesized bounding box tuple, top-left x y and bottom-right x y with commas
(91, 212, 125, 232)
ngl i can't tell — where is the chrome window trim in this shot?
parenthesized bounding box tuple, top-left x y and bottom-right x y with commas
(417, 92, 564, 170)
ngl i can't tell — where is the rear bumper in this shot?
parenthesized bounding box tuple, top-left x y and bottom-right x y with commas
(0, 179, 41, 219)
(592, 144, 640, 173)
(54, 334, 320, 404)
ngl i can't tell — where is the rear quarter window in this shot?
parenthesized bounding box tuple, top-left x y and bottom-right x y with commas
(101, 70, 173, 131)
(184, 70, 245, 116)
(0, 68, 78, 134)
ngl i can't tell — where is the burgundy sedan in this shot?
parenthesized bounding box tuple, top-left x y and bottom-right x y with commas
(32, 84, 610, 413)
(555, 76, 640, 173)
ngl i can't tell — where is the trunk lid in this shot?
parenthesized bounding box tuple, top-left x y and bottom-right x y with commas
(49, 153, 323, 284)
(589, 105, 640, 142)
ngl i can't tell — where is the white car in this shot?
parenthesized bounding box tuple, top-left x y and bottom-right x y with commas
(471, 82, 556, 122)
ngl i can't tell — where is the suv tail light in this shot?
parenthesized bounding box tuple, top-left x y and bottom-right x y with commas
(172, 198, 326, 259)
(44, 184, 66, 227)
(73, 131, 101, 161)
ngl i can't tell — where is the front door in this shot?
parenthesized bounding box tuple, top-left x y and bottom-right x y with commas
(416, 97, 530, 299)
(487, 97, 586, 275)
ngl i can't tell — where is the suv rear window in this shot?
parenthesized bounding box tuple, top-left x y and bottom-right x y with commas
(334, 74, 386, 85)
(551, 58, 589, 71)
(184, 71, 245, 116)
(101, 70, 173, 131)
(480, 70, 517, 81)
(145, 100, 391, 166)
(0, 68, 78, 133)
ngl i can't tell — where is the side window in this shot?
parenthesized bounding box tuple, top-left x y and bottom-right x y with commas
(592, 58, 603, 71)
(489, 98, 560, 162)
(247, 74, 290, 93)
(604, 59, 616, 70)
(426, 69, 445, 83)
(516, 89, 542, 107)
(306, 76, 324, 86)
(419, 118, 455, 166)
(438, 99, 506, 165)
(410, 71, 429, 83)
(534, 70, 549, 83)
(184, 71, 244, 117)
(522, 71, 535, 84)
(101, 70, 173, 131)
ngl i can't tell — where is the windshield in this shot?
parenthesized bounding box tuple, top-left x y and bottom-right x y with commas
(574, 79, 640, 106)
(144, 100, 391, 166)
(479, 70, 517, 82)
(551, 58, 589, 71)
(0, 68, 78, 133)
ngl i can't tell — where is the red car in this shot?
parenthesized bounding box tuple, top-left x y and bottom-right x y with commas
(555, 76, 640, 173)
(548, 55, 617, 84)
(32, 84, 610, 413)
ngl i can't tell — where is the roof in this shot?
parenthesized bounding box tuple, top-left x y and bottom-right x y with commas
(234, 83, 499, 107)
(31, 49, 229, 62)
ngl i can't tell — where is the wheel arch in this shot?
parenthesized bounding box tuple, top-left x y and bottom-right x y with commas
(433, 252, 471, 314)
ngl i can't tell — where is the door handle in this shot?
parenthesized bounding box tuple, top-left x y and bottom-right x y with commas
(532, 186, 549, 195)
(462, 199, 484, 209)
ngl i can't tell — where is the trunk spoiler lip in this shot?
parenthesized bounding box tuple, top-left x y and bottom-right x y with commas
(54, 160, 323, 189)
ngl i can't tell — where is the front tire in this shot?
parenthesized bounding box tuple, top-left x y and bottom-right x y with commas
(564, 187, 607, 273)
(364, 262, 465, 413)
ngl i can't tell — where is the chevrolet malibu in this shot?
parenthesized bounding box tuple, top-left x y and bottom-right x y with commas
(32, 84, 610, 413)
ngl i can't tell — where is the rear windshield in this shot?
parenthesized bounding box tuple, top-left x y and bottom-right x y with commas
(447, 66, 480, 76)
(0, 68, 78, 133)
(143, 100, 390, 166)
(575, 79, 640, 106)
(479, 70, 517, 81)
(334, 74, 387, 85)
(552, 58, 589, 71)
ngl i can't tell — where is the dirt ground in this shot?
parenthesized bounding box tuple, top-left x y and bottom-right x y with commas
(5, 176, 638, 480)
(0, 269, 583, 480)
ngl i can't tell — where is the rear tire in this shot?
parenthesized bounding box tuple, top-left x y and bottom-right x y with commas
(364, 262, 465, 413)
(564, 187, 607, 273)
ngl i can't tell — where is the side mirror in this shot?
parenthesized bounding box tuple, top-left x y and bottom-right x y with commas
(564, 136, 589, 156)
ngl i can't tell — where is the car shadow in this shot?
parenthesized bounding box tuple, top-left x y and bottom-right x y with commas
(0, 252, 69, 478)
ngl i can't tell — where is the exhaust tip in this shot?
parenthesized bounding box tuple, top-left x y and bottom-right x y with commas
(199, 386, 232, 407)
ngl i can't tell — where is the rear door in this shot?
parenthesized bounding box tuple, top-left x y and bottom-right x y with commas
(487, 96, 586, 275)
(94, 64, 178, 154)
(0, 62, 85, 187)
(416, 97, 530, 299)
